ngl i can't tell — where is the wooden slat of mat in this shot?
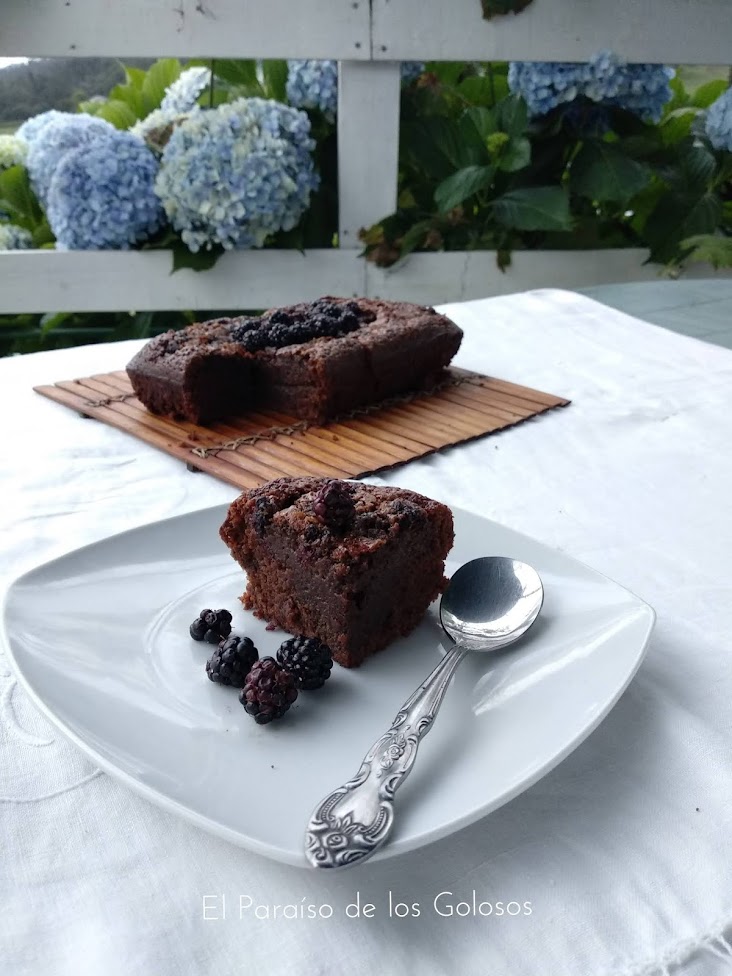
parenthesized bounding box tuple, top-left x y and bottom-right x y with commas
(35, 368, 569, 490)
(99, 372, 420, 460)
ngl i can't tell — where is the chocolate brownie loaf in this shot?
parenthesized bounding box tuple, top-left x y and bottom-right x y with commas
(220, 477, 454, 668)
(127, 297, 463, 424)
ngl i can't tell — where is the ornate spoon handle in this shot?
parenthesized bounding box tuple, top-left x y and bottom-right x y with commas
(305, 642, 468, 869)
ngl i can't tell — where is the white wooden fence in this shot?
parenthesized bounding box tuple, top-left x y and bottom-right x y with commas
(1, 0, 730, 313)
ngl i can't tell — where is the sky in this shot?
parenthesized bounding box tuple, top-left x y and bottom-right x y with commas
(0, 58, 29, 70)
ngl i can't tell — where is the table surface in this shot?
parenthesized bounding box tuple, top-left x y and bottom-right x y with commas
(579, 279, 732, 349)
(2, 286, 732, 976)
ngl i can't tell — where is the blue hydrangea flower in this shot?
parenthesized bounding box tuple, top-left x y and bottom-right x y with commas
(509, 51, 674, 123)
(606, 63, 675, 123)
(160, 66, 212, 114)
(154, 98, 319, 252)
(286, 60, 339, 121)
(26, 113, 118, 205)
(0, 223, 33, 250)
(0, 134, 28, 169)
(508, 61, 589, 115)
(286, 60, 426, 121)
(16, 109, 69, 145)
(46, 130, 163, 250)
(705, 86, 732, 152)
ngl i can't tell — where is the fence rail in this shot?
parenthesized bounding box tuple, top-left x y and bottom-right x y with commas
(1, 0, 730, 313)
(2, 0, 730, 63)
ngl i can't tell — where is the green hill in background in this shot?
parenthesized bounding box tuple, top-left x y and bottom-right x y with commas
(0, 57, 154, 131)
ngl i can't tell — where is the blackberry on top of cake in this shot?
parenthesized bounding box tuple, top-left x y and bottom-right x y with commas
(126, 297, 463, 424)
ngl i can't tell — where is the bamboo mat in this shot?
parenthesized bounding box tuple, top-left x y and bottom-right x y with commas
(34, 368, 570, 490)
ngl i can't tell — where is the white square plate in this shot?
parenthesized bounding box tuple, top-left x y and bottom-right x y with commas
(1, 503, 654, 867)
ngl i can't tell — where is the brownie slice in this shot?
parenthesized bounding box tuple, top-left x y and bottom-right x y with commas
(219, 477, 455, 668)
(127, 297, 463, 424)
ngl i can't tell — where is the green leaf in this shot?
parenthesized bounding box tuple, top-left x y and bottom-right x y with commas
(31, 219, 55, 248)
(644, 191, 722, 263)
(171, 242, 225, 273)
(495, 94, 528, 136)
(464, 106, 497, 141)
(665, 75, 690, 112)
(77, 99, 103, 116)
(261, 60, 288, 102)
(94, 100, 139, 130)
(680, 234, 732, 268)
(665, 142, 717, 193)
(123, 66, 147, 90)
(434, 165, 494, 212)
(141, 59, 182, 113)
(212, 59, 260, 89)
(492, 186, 572, 231)
(681, 193, 722, 235)
(108, 83, 147, 118)
(401, 120, 456, 181)
(660, 108, 699, 146)
(0, 165, 44, 229)
(457, 75, 507, 108)
(457, 114, 491, 165)
(424, 62, 465, 87)
(40, 311, 72, 336)
(497, 135, 531, 172)
(399, 220, 433, 258)
(413, 116, 482, 171)
(570, 141, 651, 203)
(690, 80, 729, 109)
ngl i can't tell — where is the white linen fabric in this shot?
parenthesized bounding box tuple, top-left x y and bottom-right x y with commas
(1, 289, 732, 976)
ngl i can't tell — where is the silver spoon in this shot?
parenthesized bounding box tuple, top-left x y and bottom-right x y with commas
(304, 556, 544, 870)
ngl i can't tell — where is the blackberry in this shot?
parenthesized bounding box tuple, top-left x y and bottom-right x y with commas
(189, 608, 233, 644)
(239, 657, 298, 724)
(276, 636, 333, 690)
(236, 330, 270, 353)
(206, 636, 259, 687)
(268, 309, 294, 327)
(312, 480, 355, 532)
(232, 299, 367, 353)
(230, 317, 263, 342)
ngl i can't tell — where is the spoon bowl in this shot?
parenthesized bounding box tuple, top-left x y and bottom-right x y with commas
(305, 556, 544, 870)
(441, 556, 544, 651)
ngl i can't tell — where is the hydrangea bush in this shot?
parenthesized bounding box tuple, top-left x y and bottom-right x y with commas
(0, 56, 729, 283)
(705, 87, 732, 152)
(286, 60, 339, 121)
(46, 130, 163, 250)
(508, 51, 674, 122)
(362, 58, 731, 271)
(154, 97, 319, 252)
(160, 66, 212, 114)
(16, 109, 69, 145)
(286, 60, 426, 121)
(26, 113, 118, 205)
(0, 135, 28, 170)
(0, 223, 33, 250)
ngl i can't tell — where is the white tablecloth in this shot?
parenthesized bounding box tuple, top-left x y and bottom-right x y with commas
(2, 289, 732, 976)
